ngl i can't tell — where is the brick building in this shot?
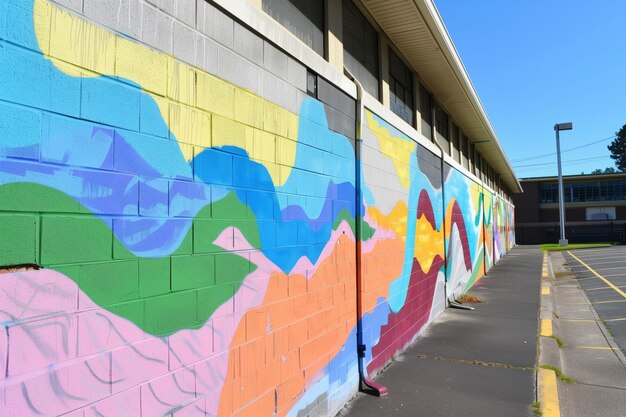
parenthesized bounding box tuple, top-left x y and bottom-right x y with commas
(514, 173, 626, 244)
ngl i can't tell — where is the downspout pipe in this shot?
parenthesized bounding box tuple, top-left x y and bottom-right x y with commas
(430, 110, 474, 311)
(344, 68, 388, 397)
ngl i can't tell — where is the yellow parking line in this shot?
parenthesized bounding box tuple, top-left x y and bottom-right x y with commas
(587, 285, 626, 291)
(542, 287, 551, 295)
(559, 319, 595, 323)
(606, 317, 626, 322)
(541, 319, 553, 337)
(576, 346, 614, 350)
(567, 252, 626, 299)
(538, 368, 561, 417)
(594, 300, 626, 304)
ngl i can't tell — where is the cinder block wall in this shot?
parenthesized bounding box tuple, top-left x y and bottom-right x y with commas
(0, 1, 513, 416)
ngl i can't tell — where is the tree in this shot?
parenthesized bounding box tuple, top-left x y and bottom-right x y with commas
(589, 167, 617, 175)
(608, 124, 626, 171)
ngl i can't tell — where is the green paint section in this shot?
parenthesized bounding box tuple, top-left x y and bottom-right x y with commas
(474, 192, 484, 227)
(0, 213, 38, 266)
(0, 182, 257, 336)
(332, 208, 375, 240)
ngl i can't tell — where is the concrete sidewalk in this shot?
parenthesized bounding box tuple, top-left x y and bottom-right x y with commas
(339, 246, 542, 417)
(541, 251, 626, 417)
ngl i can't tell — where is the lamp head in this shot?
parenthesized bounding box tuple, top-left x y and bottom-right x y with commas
(555, 122, 573, 131)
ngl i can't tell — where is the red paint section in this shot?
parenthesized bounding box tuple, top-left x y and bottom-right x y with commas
(449, 201, 472, 271)
(417, 189, 437, 230)
(366, 255, 444, 375)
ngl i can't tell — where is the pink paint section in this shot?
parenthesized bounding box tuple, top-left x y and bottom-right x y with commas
(76, 308, 145, 357)
(8, 313, 78, 376)
(168, 320, 214, 370)
(140, 368, 196, 416)
(83, 387, 141, 417)
(171, 397, 207, 417)
(0, 269, 77, 324)
(110, 338, 169, 394)
(0, 327, 6, 378)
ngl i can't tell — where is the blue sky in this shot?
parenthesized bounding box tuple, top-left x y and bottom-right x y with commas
(434, 0, 626, 179)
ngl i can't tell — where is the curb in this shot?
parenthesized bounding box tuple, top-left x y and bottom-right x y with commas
(537, 251, 561, 417)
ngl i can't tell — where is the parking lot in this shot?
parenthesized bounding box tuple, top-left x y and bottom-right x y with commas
(564, 246, 626, 353)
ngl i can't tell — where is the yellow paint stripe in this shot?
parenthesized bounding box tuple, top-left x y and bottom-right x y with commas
(606, 317, 626, 322)
(559, 319, 595, 323)
(568, 251, 626, 299)
(542, 253, 548, 278)
(541, 319, 553, 337)
(538, 368, 561, 417)
(576, 346, 614, 350)
(542, 287, 551, 295)
(594, 300, 626, 304)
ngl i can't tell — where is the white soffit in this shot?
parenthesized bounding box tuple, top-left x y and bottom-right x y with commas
(359, 0, 522, 193)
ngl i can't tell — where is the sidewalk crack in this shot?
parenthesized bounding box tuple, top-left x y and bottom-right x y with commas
(415, 354, 534, 371)
(573, 381, 626, 392)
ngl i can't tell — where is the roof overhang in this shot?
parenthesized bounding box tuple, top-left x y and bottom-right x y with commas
(359, 0, 522, 193)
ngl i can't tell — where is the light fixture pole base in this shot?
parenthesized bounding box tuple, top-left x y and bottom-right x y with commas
(559, 239, 569, 246)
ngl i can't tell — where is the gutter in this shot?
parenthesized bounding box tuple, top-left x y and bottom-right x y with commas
(344, 68, 388, 397)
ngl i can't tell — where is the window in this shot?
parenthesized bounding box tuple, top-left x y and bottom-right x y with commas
(434, 103, 449, 151)
(263, 0, 324, 56)
(420, 85, 432, 140)
(451, 123, 460, 162)
(461, 133, 469, 169)
(540, 180, 626, 204)
(389, 48, 414, 126)
(343, 0, 379, 98)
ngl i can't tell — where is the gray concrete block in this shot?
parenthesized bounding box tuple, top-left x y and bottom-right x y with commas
(142, 4, 173, 54)
(83, 0, 143, 40)
(262, 70, 298, 114)
(217, 45, 261, 94)
(194, 34, 205, 70)
(233, 22, 263, 64)
(176, 0, 196, 27)
(296, 89, 308, 113)
(145, 0, 175, 16)
(53, 0, 83, 13)
(196, 0, 233, 48)
(263, 41, 289, 80)
(324, 104, 355, 140)
(202, 36, 219, 75)
(318, 77, 356, 120)
(173, 20, 196, 65)
(287, 56, 307, 92)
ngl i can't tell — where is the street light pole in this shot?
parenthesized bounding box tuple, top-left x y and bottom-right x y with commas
(555, 122, 573, 246)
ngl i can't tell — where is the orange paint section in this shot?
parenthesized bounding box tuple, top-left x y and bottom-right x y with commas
(217, 235, 357, 417)
(360, 237, 406, 314)
(217, 227, 419, 417)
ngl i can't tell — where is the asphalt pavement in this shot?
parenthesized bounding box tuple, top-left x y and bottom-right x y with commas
(340, 246, 542, 417)
(564, 246, 626, 353)
(338, 246, 626, 417)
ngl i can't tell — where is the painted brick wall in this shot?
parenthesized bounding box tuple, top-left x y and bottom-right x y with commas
(0, 1, 515, 416)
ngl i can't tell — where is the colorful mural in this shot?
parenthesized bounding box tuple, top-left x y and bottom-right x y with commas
(0, 1, 514, 416)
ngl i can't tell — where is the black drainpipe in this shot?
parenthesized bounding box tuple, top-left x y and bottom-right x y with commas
(344, 68, 387, 397)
